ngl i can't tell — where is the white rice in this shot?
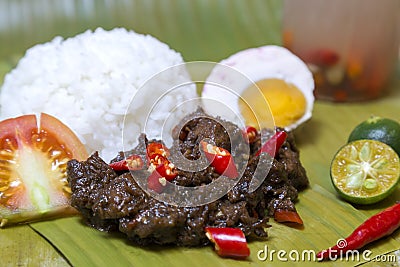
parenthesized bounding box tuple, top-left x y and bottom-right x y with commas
(0, 28, 198, 161)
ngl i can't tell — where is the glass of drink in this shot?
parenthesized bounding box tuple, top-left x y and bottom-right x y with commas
(282, 0, 400, 102)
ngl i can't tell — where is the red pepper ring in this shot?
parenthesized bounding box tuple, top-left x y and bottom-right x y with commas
(155, 161, 177, 181)
(147, 169, 167, 193)
(200, 140, 239, 179)
(242, 126, 258, 144)
(148, 153, 167, 167)
(147, 142, 170, 158)
(146, 163, 177, 194)
(109, 155, 144, 171)
(205, 227, 250, 259)
(147, 151, 178, 182)
(255, 130, 288, 157)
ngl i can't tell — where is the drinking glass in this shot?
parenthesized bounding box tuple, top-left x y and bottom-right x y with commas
(283, 0, 400, 102)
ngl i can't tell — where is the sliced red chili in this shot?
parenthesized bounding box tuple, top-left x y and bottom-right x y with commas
(147, 142, 170, 159)
(109, 155, 144, 171)
(274, 209, 304, 225)
(147, 148, 177, 182)
(200, 140, 239, 179)
(255, 130, 287, 157)
(242, 126, 258, 144)
(148, 153, 167, 167)
(147, 170, 167, 193)
(205, 227, 250, 259)
(317, 202, 400, 261)
(155, 161, 177, 181)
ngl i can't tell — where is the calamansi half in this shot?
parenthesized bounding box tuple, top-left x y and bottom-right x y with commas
(330, 139, 400, 205)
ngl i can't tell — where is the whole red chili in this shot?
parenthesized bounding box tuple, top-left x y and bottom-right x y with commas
(274, 209, 303, 225)
(205, 227, 250, 259)
(255, 130, 287, 157)
(109, 155, 144, 171)
(200, 140, 239, 179)
(317, 202, 400, 261)
(242, 126, 258, 144)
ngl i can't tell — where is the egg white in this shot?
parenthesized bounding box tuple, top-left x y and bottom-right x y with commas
(201, 45, 314, 131)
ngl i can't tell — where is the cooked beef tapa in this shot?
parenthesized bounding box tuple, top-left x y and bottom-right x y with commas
(67, 109, 308, 246)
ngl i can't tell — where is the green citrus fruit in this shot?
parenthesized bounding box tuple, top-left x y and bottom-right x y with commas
(330, 139, 400, 205)
(348, 116, 400, 156)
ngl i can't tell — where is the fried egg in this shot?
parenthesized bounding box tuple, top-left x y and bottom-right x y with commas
(201, 45, 314, 131)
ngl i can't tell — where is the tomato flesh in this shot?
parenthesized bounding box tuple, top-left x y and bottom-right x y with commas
(0, 113, 88, 225)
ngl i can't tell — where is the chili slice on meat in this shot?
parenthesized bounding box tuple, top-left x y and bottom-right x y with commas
(109, 155, 144, 171)
(243, 126, 258, 144)
(256, 130, 287, 157)
(154, 161, 177, 181)
(200, 140, 238, 179)
(147, 170, 167, 193)
(147, 142, 170, 158)
(145, 142, 177, 193)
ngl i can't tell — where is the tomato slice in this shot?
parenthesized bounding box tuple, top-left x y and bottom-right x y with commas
(0, 113, 88, 226)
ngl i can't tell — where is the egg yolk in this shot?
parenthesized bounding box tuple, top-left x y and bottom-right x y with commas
(238, 78, 307, 128)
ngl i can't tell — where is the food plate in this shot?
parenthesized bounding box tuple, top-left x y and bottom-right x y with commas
(1, 1, 399, 266)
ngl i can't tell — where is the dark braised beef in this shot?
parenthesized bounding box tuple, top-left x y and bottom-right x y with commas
(67, 109, 308, 247)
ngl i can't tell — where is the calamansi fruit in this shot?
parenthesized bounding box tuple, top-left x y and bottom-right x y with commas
(348, 116, 400, 156)
(330, 139, 400, 205)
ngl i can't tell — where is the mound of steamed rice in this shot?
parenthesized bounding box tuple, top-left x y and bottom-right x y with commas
(0, 28, 197, 161)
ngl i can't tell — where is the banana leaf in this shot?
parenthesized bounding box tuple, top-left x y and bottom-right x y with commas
(31, 183, 400, 267)
(1, 0, 399, 266)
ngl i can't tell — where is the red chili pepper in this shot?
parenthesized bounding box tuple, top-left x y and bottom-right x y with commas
(200, 140, 239, 179)
(147, 170, 167, 193)
(109, 155, 144, 171)
(205, 227, 250, 259)
(147, 142, 169, 158)
(255, 130, 287, 157)
(317, 202, 400, 261)
(154, 161, 177, 181)
(242, 126, 258, 144)
(274, 209, 303, 225)
(148, 153, 167, 167)
(147, 149, 177, 181)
